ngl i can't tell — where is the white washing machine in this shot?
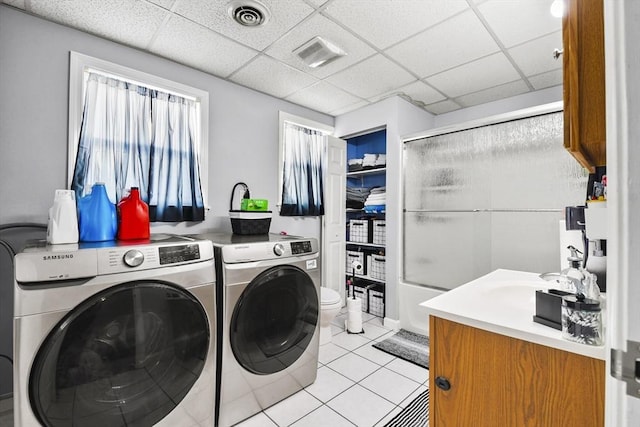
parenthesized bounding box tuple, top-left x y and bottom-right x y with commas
(198, 233, 320, 427)
(13, 235, 216, 427)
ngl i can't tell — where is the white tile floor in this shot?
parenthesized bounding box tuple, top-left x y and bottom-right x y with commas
(235, 308, 430, 427)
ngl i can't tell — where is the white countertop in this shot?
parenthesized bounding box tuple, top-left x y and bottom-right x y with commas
(419, 269, 606, 360)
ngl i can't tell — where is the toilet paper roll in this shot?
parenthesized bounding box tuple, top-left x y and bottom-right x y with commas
(347, 298, 363, 333)
(347, 314, 362, 333)
(347, 297, 362, 312)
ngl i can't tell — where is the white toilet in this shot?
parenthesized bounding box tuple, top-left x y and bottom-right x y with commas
(319, 287, 342, 345)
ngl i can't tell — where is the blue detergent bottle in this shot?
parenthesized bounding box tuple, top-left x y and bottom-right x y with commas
(77, 183, 118, 242)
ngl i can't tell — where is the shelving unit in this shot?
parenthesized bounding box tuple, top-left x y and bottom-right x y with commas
(345, 129, 386, 318)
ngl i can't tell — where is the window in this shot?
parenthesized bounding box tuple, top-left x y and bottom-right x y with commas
(278, 112, 333, 217)
(68, 52, 209, 222)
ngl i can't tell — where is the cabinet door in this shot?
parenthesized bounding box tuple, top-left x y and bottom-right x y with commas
(323, 136, 347, 303)
(563, 0, 606, 172)
(430, 316, 604, 427)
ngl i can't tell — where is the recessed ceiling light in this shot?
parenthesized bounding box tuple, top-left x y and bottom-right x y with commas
(293, 36, 347, 68)
(227, 0, 271, 27)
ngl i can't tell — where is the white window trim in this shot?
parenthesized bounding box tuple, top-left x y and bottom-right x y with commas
(68, 51, 210, 210)
(277, 111, 334, 210)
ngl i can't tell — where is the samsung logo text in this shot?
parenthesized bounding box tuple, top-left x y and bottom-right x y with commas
(42, 254, 74, 261)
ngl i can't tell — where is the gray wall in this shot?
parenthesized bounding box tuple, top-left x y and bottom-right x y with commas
(0, 5, 332, 230)
(0, 5, 332, 396)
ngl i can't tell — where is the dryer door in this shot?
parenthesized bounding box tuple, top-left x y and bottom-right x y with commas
(29, 281, 209, 427)
(230, 265, 318, 375)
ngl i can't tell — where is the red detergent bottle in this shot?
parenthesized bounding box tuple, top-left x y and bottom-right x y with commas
(117, 187, 150, 240)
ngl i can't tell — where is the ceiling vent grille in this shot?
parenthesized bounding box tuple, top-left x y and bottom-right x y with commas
(293, 36, 347, 68)
(227, 0, 270, 27)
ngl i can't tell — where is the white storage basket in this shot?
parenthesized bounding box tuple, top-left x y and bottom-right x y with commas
(372, 220, 386, 245)
(369, 254, 386, 281)
(349, 219, 371, 243)
(346, 251, 366, 276)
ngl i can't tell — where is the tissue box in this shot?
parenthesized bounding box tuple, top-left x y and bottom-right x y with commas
(533, 289, 574, 330)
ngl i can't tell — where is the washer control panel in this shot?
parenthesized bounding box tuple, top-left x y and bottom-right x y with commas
(98, 240, 213, 274)
(159, 244, 201, 265)
(14, 236, 214, 283)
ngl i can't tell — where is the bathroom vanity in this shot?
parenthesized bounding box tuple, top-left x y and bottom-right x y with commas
(421, 269, 605, 427)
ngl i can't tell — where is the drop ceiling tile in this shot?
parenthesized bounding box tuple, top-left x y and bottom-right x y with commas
(508, 31, 562, 76)
(478, 0, 562, 48)
(173, 0, 315, 51)
(455, 79, 529, 107)
(305, 0, 329, 7)
(145, 0, 175, 10)
(326, 54, 416, 99)
(286, 81, 363, 114)
(426, 52, 521, 98)
(230, 55, 319, 98)
(424, 99, 461, 115)
(265, 13, 376, 78)
(3, 0, 25, 8)
(386, 10, 499, 78)
(324, 0, 469, 49)
(370, 80, 446, 106)
(28, 0, 168, 49)
(330, 100, 371, 116)
(528, 69, 563, 90)
(149, 14, 258, 78)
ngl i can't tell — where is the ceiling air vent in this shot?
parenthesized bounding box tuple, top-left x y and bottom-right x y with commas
(293, 36, 347, 68)
(227, 0, 270, 27)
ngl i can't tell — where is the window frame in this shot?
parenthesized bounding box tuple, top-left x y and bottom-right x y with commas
(277, 111, 333, 211)
(68, 51, 210, 211)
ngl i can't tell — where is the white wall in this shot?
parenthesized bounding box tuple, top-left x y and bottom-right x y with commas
(434, 86, 563, 128)
(0, 5, 333, 238)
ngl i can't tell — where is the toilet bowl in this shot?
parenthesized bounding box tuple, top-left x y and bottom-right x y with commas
(320, 287, 342, 345)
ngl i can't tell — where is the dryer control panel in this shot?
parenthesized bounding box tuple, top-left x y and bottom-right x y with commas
(290, 241, 313, 255)
(219, 238, 319, 263)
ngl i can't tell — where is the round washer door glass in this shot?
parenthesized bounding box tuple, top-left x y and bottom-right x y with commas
(29, 281, 209, 427)
(230, 265, 318, 375)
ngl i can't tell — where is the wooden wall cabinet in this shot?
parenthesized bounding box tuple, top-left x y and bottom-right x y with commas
(429, 316, 605, 427)
(562, 0, 606, 172)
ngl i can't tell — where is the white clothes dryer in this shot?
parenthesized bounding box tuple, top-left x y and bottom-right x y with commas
(13, 235, 216, 427)
(198, 233, 320, 427)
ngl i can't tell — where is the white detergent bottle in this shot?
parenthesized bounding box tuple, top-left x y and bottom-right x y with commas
(47, 190, 79, 244)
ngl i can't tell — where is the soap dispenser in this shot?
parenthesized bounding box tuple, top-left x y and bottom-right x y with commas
(561, 245, 586, 294)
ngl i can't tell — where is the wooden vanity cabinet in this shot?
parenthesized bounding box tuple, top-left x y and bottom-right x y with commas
(562, 0, 606, 172)
(429, 316, 605, 427)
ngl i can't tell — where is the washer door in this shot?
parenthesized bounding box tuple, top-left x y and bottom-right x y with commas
(29, 281, 209, 427)
(230, 265, 318, 375)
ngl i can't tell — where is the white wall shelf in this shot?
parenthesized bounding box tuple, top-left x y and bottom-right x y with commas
(347, 167, 386, 178)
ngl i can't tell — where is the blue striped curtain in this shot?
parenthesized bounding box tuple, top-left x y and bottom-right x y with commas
(71, 72, 204, 222)
(280, 122, 325, 216)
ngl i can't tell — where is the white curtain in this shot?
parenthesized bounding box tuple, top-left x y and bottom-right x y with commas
(281, 122, 325, 216)
(71, 72, 204, 222)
